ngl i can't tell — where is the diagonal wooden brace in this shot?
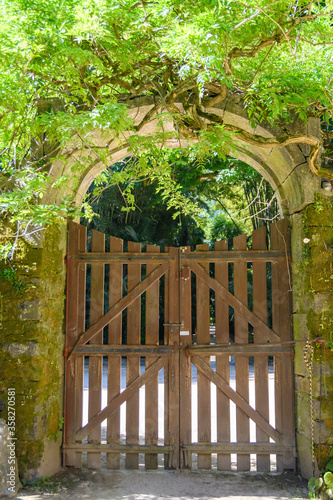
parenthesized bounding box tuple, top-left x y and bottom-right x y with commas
(192, 356, 282, 444)
(67, 262, 169, 360)
(187, 261, 280, 342)
(75, 356, 166, 441)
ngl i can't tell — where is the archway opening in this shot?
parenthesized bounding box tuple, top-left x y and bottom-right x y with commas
(80, 151, 280, 249)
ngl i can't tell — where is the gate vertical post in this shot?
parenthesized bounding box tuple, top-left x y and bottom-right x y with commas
(145, 244, 160, 470)
(165, 247, 180, 469)
(271, 220, 295, 471)
(179, 247, 192, 469)
(64, 222, 81, 467)
(196, 243, 211, 469)
(74, 225, 87, 468)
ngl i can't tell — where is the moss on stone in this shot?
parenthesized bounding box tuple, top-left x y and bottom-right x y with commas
(0, 223, 67, 477)
(18, 440, 45, 473)
(297, 195, 333, 473)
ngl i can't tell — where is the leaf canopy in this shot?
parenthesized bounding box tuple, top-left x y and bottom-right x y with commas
(0, 0, 332, 257)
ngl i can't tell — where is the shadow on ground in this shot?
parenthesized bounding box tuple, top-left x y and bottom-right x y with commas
(18, 469, 309, 500)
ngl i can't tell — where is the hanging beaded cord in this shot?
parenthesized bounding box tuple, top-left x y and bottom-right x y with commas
(303, 339, 315, 476)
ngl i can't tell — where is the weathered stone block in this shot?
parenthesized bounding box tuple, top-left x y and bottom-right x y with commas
(293, 313, 309, 341)
(3, 343, 39, 357)
(18, 300, 40, 321)
(296, 392, 321, 434)
(313, 420, 331, 444)
(304, 201, 333, 227)
(0, 419, 21, 497)
(294, 348, 307, 377)
(296, 432, 319, 479)
(310, 261, 333, 293)
(307, 116, 322, 140)
(314, 294, 331, 313)
(295, 374, 323, 398)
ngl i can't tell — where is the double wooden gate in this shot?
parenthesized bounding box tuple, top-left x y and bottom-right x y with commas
(63, 220, 295, 472)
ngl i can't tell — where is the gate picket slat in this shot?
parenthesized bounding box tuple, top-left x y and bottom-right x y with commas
(74, 224, 87, 468)
(88, 229, 105, 469)
(196, 243, 211, 470)
(163, 249, 170, 467)
(126, 241, 141, 469)
(145, 244, 160, 469)
(165, 247, 180, 469)
(252, 227, 270, 472)
(233, 234, 250, 471)
(215, 239, 230, 471)
(271, 220, 294, 472)
(271, 222, 281, 352)
(107, 236, 123, 469)
(271, 222, 283, 472)
(64, 222, 80, 467)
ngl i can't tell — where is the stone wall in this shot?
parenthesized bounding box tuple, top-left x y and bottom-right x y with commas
(0, 419, 21, 496)
(0, 223, 67, 479)
(292, 194, 333, 478)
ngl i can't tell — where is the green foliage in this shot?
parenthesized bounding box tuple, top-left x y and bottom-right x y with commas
(47, 417, 64, 441)
(209, 213, 242, 242)
(308, 449, 333, 499)
(21, 476, 58, 493)
(82, 156, 207, 247)
(0, 266, 25, 292)
(0, 0, 331, 258)
(82, 152, 277, 246)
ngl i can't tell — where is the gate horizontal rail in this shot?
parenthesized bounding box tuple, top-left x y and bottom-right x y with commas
(72, 250, 284, 262)
(180, 250, 283, 261)
(183, 444, 295, 455)
(187, 345, 292, 354)
(63, 444, 174, 453)
(73, 252, 174, 262)
(72, 345, 173, 355)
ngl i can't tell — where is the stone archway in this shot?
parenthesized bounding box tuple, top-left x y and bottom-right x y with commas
(3, 94, 332, 481)
(47, 94, 321, 214)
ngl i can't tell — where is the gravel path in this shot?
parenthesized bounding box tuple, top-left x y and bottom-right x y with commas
(18, 469, 309, 500)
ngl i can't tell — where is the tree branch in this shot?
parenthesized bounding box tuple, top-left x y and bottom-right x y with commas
(195, 107, 328, 178)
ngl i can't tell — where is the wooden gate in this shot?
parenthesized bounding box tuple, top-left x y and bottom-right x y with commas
(63, 220, 295, 471)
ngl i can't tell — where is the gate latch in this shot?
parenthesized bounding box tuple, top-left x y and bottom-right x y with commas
(181, 266, 190, 281)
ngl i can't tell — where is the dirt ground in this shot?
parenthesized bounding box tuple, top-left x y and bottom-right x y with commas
(18, 469, 309, 500)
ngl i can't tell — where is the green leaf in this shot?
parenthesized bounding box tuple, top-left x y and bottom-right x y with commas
(324, 472, 333, 489)
(326, 460, 333, 472)
(308, 477, 323, 492)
